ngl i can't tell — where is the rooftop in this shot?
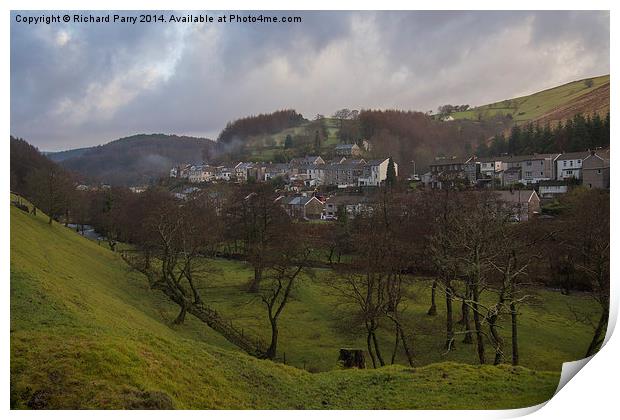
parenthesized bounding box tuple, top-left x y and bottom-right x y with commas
(557, 151, 591, 160)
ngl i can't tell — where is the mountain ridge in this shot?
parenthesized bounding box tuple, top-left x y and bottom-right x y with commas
(46, 133, 215, 186)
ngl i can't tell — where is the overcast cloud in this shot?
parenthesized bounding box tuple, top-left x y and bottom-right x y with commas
(10, 10, 609, 151)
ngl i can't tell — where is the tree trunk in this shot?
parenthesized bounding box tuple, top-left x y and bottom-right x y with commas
(462, 299, 474, 344)
(510, 302, 519, 365)
(391, 324, 400, 364)
(248, 265, 262, 293)
(427, 280, 437, 316)
(185, 269, 203, 305)
(366, 331, 377, 368)
(585, 306, 608, 357)
(471, 283, 486, 364)
(489, 314, 503, 365)
(173, 304, 187, 324)
(445, 281, 455, 350)
(372, 332, 385, 367)
(266, 318, 278, 359)
(398, 324, 414, 367)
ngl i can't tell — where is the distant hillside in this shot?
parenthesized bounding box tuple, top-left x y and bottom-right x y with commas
(218, 117, 342, 163)
(10, 136, 60, 193)
(49, 134, 215, 186)
(45, 146, 92, 162)
(450, 74, 610, 125)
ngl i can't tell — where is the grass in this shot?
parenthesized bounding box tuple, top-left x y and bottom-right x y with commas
(191, 261, 598, 373)
(11, 200, 590, 409)
(450, 74, 609, 123)
(245, 117, 343, 162)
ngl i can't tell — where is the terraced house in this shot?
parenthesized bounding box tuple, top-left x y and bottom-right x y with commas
(583, 149, 610, 189)
(514, 153, 560, 185)
(323, 160, 366, 187)
(428, 156, 478, 189)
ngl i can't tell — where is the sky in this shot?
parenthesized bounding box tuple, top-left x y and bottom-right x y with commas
(10, 10, 610, 152)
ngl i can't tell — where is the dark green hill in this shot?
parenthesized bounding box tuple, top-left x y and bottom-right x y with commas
(47, 134, 215, 186)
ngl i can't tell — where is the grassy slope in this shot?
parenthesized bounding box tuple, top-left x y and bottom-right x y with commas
(11, 203, 567, 409)
(245, 118, 341, 162)
(450, 75, 609, 124)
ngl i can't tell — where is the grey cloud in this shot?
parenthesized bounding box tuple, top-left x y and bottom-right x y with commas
(10, 10, 609, 151)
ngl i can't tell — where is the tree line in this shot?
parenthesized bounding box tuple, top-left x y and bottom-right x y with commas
(356, 109, 512, 175)
(478, 112, 610, 157)
(216, 109, 306, 145)
(11, 136, 75, 225)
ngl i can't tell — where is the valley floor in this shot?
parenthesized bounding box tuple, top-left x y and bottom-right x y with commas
(10, 203, 598, 409)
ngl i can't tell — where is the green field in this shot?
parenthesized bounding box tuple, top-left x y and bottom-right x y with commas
(450, 74, 609, 123)
(11, 201, 600, 409)
(245, 117, 341, 162)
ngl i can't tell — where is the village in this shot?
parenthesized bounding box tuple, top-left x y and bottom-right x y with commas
(165, 142, 610, 223)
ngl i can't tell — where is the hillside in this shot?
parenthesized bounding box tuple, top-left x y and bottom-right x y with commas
(10, 201, 565, 409)
(229, 118, 342, 162)
(44, 146, 92, 162)
(47, 134, 215, 186)
(450, 74, 609, 125)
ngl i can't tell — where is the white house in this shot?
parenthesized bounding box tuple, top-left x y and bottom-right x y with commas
(555, 151, 590, 181)
(358, 158, 397, 187)
(299, 164, 325, 184)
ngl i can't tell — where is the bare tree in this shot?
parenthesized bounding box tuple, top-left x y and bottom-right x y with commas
(562, 189, 610, 357)
(329, 191, 415, 368)
(432, 191, 514, 363)
(260, 238, 311, 359)
(428, 190, 465, 351)
(225, 185, 290, 293)
(121, 190, 267, 358)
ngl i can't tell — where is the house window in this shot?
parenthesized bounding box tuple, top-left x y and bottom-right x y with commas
(570, 161, 574, 167)
(525, 171, 532, 177)
(540, 172, 543, 176)
(578, 160, 581, 164)
(563, 161, 567, 167)
(526, 161, 532, 166)
(598, 169, 602, 174)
